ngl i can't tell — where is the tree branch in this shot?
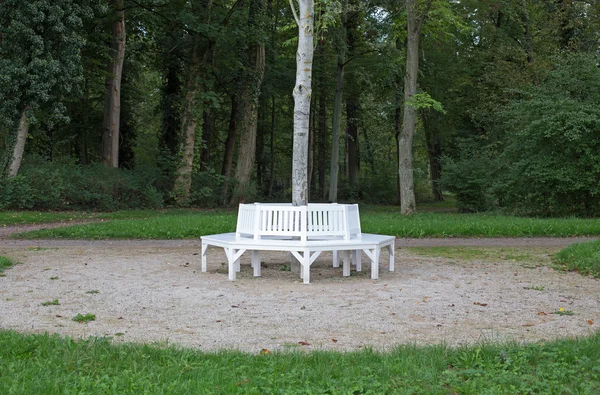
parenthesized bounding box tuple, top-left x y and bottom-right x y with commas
(289, 0, 300, 26)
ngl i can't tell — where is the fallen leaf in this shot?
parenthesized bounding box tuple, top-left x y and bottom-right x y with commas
(298, 341, 310, 346)
(331, 338, 338, 343)
(537, 312, 547, 316)
(260, 348, 271, 354)
(474, 302, 488, 307)
(588, 320, 594, 325)
(522, 323, 535, 327)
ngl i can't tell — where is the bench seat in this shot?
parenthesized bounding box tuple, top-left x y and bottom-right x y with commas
(201, 232, 395, 284)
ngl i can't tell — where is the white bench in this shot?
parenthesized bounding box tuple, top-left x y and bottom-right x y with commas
(201, 203, 395, 284)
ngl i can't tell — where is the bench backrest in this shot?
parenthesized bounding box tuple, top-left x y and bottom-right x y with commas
(236, 203, 361, 241)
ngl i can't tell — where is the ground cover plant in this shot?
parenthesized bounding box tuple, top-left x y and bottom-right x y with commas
(12, 209, 600, 239)
(0, 256, 14, 276)
(554, 239, 600, 277)
(0, 330, 599, 394)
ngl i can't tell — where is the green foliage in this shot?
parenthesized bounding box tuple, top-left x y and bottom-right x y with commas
(0, 256, 14, 274)
(0, 0, 103, 175)
(442, 141, 499, 213)
(0, 161, 163, 211)
(554, 239, 600, 277)
(40, 299, 60, 307)
(0, 330, 599, 393)
(72, 314, 96, 323)
(495, 54, 600, 217)
(406, 92, 446, 113)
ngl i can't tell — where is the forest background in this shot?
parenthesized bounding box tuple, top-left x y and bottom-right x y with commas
(1, 0, 599, 217)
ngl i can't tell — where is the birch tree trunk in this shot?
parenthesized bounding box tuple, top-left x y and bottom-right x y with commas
(233, 0, 267, 203)
(102, 0, 126, 168)
(399, 0, 427, 215)
(7, 109, 30, 178)
(290, 0, 314, 206)
(328, 0, 347, 203)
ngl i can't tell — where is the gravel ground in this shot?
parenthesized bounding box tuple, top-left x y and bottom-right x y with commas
(1, 236, 599, 352)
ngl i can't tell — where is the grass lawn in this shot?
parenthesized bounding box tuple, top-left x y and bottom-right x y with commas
(5, 208, 599, 239)
(1, 330, 599, 394)
(554, 239, 600, 277)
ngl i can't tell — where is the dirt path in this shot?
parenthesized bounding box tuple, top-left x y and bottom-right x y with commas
(1, 231, 599, 352)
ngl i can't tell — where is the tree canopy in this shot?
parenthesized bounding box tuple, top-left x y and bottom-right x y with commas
(1, 0, 599, 217)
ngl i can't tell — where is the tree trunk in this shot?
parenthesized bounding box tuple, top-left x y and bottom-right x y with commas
(395, 39, 403, 206)
(328, 0, 347, 203)
(233, 0, 267, 203)
(520, 0, 534, 65)
(268, 96, 276, 198)
(173, 0, 213, 204)
(102, 0, 126, 168)
(220, 94, 239, 204)
(423, 112, 443, 201)
(7, 109, 30, 178)
(200, 109, 214, 171)
(160, 60, 182, 157)
(308, 100, 315, 198)
(291, 0, 314, 206)
(346, 95, 359, 190)
(318, 80, 327, 200)
(399, 0, 424, 215)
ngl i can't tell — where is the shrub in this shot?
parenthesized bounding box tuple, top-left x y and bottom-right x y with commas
(442, 141, 498, 213)
(495, 54, 600, 217)
(0, 161, 164, 211)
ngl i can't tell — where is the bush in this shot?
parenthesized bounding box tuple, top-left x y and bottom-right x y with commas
(495, 54, 600, 217)
(0, 161, 164, 211)
(442, 141, 498, 213)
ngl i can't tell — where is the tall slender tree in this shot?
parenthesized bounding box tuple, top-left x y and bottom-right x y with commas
(102, 0, 126, 168)
(290, 0, 314, 206)
(398, 0, 431, 215)
(233, 0, 268, 203)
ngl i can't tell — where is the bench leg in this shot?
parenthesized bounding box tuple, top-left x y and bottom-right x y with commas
(332, 251, 339, 268)
(201, 242, 208, 272)
(342, 251, 351, 277)
(226, 247, 236, 281)
(353, 250, 362, 271)
(252, 251, 261, 277)
(234, 249, 241, 272)
(302, 250, 311, 284)
(371, 246, 380, 280)
(388, 244, 395, 272)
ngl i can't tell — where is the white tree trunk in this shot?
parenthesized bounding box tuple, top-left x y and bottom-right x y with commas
(7, 109, 30, 178)
(398, 0, 421, 215)
(102, 0, 126, 168)
(290, 0, 314, 206)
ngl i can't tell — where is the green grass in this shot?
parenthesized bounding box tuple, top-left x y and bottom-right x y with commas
(0, 209, 229, 227)
(40, 299, 60, 307)
(0, 256, 14, 276)
(72, 314, 96, 323)
(554, 239, 600, 277)
(406, 246, 552, 265)
(0, 330, 599, 394)
(11, 210, 600, 239)
(0, 211, 100, 226)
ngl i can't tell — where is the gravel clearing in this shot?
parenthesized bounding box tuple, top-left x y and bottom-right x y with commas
(1, 240, 599, 352)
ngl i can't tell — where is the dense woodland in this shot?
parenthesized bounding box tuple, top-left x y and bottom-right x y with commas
(1, 0, 599, 216)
